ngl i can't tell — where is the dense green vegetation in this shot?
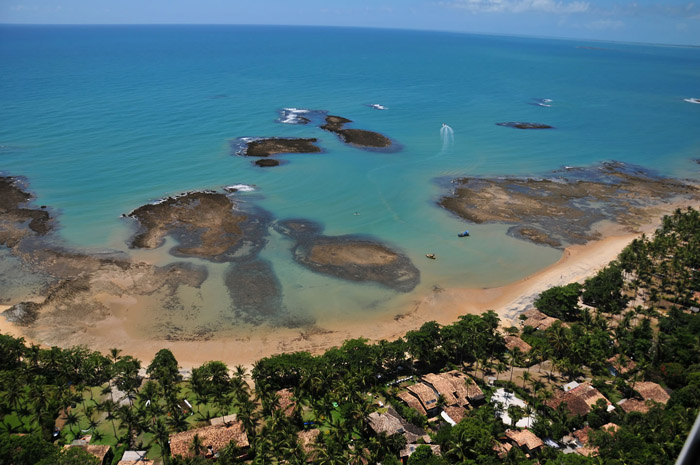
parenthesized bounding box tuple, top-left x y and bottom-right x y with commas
(1, 207, 699, 464)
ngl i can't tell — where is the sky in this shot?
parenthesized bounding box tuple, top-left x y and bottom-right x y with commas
(1, 0, 699, 46)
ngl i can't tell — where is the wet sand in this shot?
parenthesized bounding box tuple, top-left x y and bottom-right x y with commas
(3, 203, 693, 370)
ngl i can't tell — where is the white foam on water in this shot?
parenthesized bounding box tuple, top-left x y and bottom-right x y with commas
(225, 184, 256, 192)
(369, 103, 388, 110)
(278, 108, 311, 124)
(684, 98, 700, 104)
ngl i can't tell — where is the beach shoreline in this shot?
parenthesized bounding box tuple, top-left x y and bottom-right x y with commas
(3, 200, 695, 370)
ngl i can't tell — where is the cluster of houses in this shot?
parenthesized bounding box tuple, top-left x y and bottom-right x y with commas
(61, 301, 675, 464)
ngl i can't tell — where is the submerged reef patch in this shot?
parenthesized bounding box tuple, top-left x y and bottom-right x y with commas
(125, 191, 270, 262)
(224, 258, 311, 327)
(275, 219, 420, 292)
(439, 162, 699, 248)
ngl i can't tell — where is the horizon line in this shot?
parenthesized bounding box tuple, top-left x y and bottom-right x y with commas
(1, 22, 699, 48)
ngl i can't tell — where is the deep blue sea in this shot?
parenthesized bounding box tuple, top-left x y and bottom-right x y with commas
(1, 25, 699, 322)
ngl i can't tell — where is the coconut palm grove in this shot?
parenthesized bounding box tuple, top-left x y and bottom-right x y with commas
(1, 207, 699, 464)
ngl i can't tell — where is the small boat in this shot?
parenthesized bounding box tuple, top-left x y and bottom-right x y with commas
(458, 230, 470, 237)
(426, 253, 436, 260)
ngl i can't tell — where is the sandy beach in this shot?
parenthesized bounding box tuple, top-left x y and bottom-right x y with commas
(1, 197, 697, 370)
(0, 227, 648, 369)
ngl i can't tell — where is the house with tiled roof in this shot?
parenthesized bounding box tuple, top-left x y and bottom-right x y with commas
(618, 381, 670, 414)
(505, 335, 532, 353)
(493, 441, 513, 459)
(169, 415, 249, 459)
(607, 354, 637, 377)
(505, 429, 544, 456)
(397, 391, 427, 416)
(400, 444, 442, 462)
(405, 383, 439, 416)
(297, 429, 320, 462)
(276, 388, 296, 417)
(422, 371, 484, 407)
(521, 309, 561, 331)
(545, 382, 611, 416)
(441, 406, 467, 426)
(63, 444, 113, 465)
(367, 407, 431, 445)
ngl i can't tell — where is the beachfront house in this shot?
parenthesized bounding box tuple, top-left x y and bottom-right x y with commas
(169, 414, 249, 459)
(520, 309, 561, 331)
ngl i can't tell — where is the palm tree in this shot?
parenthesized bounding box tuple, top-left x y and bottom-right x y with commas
(64, 410, 80, 440)
(151, 418, 171, 464)
(189, 433, 206, 457)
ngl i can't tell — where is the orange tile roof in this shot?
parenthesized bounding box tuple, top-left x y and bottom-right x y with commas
(406, 383, 439, 411)
(397, 391, 427, 416)
(442, 406, 467, 424)
(505, 429, 544, 451)
(546, 382, 610, 416)
(494, 441, 513, 458)
(619, 382, 670, 414)
(573, 426, 593, 446)
(276, 388, 296, 417)
(607, 355, 637, 375)
(505, 335, 532, 353)
(297, 429, 320, 456)
(422, 371, 481, 407)
(635, 382, 670, 404)
(169, 421, 249, 458)
(64, 444, 112, 463)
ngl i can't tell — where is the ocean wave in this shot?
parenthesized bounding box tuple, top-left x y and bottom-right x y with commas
(529, 98, 552, 107)
(224, 184, 256, 193)
(276, 108, 328, 124)
(230, 137, 262, 156)
(684, 98, 700, 104)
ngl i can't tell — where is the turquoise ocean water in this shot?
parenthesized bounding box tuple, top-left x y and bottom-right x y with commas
(1, 25, 699, 324)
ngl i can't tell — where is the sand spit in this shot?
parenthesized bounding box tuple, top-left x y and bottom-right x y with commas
(439, 162, 699, 247)
(275, 219, 420, 293)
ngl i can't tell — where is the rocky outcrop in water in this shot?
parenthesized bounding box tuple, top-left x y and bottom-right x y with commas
(496, 122, 553, 129)
(125, 191, 269, 262)
(321, 115, 395, 150)
(439, 162, 699, 247)
(242, 138, 322, 157)
(275, 219, 419, 292)
(0, 175, 53, 247)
